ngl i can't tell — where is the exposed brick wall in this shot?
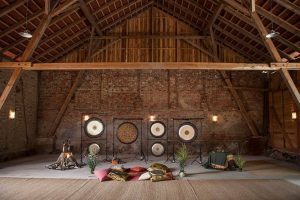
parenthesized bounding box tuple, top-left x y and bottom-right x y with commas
(0, 70, 38, 161)
(37, 70, 265, 154)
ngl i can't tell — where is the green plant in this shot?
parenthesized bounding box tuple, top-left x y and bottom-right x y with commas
(176, 144, 189, 172)
(236, 154, 246, 171)
(87, 154, 97, 174)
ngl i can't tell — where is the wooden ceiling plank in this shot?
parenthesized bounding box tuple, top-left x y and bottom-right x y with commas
(255, 5, 300, 38)
(0, 0, 27, 18)
(154, 1, 201, 32)
(33, 28, 89, 61)
(273, 0, 300, 16)
(78, 0, 102, 35)
(0, 10, 43, 38)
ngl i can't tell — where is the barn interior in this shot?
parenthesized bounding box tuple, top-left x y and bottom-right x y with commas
(0, 0, 300, 199)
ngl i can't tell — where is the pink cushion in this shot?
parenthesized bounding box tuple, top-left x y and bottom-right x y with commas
(94, 169, 111, 182)
(130, 166, 147, 172)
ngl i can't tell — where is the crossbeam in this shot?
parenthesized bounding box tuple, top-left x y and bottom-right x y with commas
(1, 62, 300, 71)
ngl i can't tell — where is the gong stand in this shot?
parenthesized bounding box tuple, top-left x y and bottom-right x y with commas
(146, 118, 169, 163)
(80, 113, 109, 165)
(112, 118, 145, 162)
(172, 117, 204, 164)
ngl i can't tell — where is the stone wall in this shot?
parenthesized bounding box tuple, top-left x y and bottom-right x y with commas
(37, 70, 265, 155)
(0, 70, 38, 161)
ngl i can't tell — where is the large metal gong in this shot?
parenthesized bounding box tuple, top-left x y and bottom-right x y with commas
(117, 122, 138, 144)
(88, 143, 100, 155)
(178, 122, 197, 142)
(150, 121, 166, 138)
(151, 142, 165, 157)
(84, 117, 105, 137)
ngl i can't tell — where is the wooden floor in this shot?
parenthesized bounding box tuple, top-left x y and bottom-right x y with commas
(1, 178, 300, 200)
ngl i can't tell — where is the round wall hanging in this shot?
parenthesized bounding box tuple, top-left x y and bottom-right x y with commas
(117, 122, 138, 144)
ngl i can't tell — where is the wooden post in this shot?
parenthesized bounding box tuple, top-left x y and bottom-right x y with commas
(280, 69, 300, 110)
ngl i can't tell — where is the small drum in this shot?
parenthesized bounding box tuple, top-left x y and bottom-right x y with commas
(84, 118, 104, 137)
(178, 122, 197, 142)
(151, 142, 165, 157)
(88, 143, 100, 155)
(150, 121, 166, 138)
(117, 122, 138, 144)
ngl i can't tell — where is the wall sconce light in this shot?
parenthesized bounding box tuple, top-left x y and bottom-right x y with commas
(9, 108, 15, 119)
(149, 115, 156, 121)
(292, 112, 297, 120)
(83, 115, 90, 121)
(212, 115, 218, 122)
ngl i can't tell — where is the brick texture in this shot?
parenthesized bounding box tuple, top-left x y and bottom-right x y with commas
(37, 70, 265, 155)
(0, 70, 38, 161)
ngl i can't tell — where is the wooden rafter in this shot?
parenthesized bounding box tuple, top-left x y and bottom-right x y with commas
(0, 68, 22, 111)
(2, 62, 299, 71)
(50, 0, 78, 18)
(223, 0, 300, 37)
(208, 9, 260, 136)
(280, 69, 300, 110)
(154, 1, 201, 32)
(272, 0, 300, 16)
(78, 0, 102, 35)
(182, 39, 215, 59)
(223, 5, 300, 53)
(206, 3, 224, 31)
(0, 0, 72, 113)
(91, 34, 210, 40)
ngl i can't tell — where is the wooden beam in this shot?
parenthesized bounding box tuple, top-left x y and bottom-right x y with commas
(182, 39, 215, 58)
(251, 0, 255, 12)
(206, 3, 224, 31)
(255, 5, 300, 38)
(224, 0, 300, 37)
(280, 69, 300, 110)
(22, 62, 282, 70)
(50, 0, 78, 17)
(45, 0, 51, 15)
(33, 28, 89, 61)
(251, 12, 282, 62)
(47, 71, 85, 138)
(92, 34, 209, 40)
(1, 62, 300, 71)
(0, 68, 22, 111)
(0, 0, 27, 18)
(78, 0, 102, 35)
(273, 0, 300, 16)
(210, 28, 260, 136)
(223, 5, 300, 52)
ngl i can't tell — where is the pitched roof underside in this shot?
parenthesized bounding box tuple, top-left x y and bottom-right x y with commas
(0, 0, 299, 63)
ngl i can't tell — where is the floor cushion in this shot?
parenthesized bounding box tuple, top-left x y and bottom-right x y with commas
(130, 166, 147, 172)
(108, 170, 129, 181)
(138, 172, 151, 181)
(148, 163, 170, 173)
(94, 169, 111, 182)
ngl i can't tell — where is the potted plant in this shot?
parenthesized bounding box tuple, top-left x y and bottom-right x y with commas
(236, 154, 246, 171)
(176, 144, 189, 178)
(87, 153, 97, 174)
